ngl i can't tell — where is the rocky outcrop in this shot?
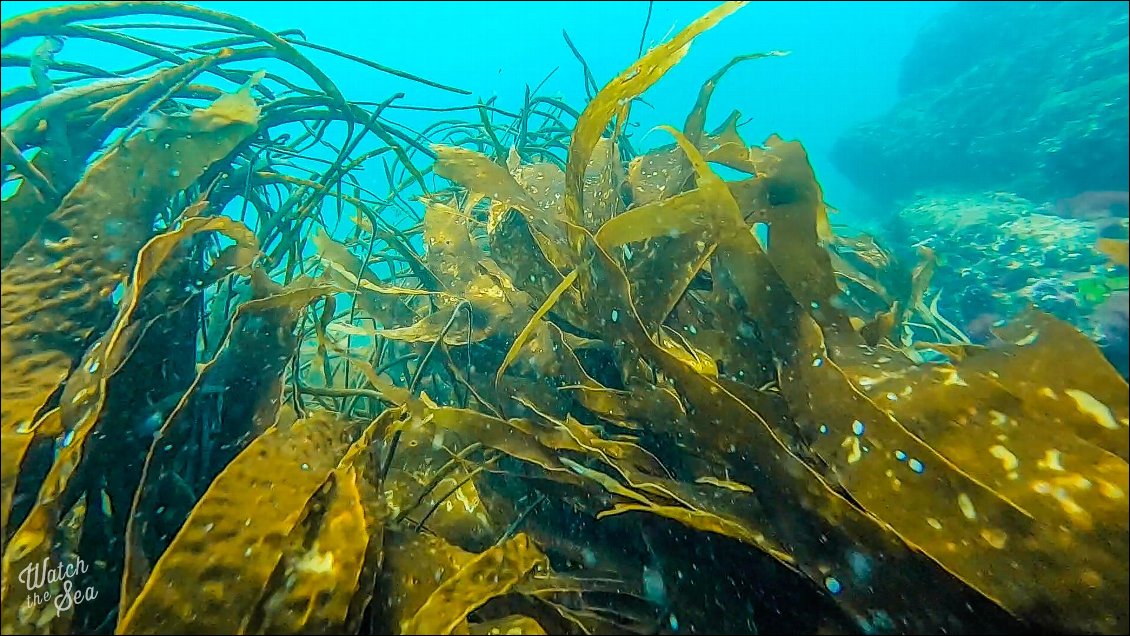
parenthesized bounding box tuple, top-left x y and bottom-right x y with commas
(833, 1, 1129, 206)
(887, 191, 1129, 374)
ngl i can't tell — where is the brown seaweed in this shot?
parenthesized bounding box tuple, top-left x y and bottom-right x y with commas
(1, 1, 1127, 635)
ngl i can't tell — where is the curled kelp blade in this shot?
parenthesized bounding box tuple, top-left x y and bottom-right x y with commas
(401, 533, 548, 635)
(702, 127, 1129, 633)
(118, 280, 337, 612)
(563, 1, 747, 236)
(246, 418, 386, 635)
(116, 413, 356, 634)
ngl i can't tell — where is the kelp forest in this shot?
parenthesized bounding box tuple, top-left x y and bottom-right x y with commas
(0, 2, 1127, 635)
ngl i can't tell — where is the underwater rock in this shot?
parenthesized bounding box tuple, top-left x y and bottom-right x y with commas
(833, 1, 1129, 206)
(886, 191, 1129, 370)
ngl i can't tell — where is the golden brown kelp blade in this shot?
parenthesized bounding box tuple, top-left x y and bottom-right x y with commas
(116, 413, 355, 634)
(575, 230, 1007, 634)
(401, 533, 548, 635)
(119, 279, 338, 612)
(247, 418, 386, 635)
(0, 85, 259, 545)
(0, 214, 257, 635)
(374, 530, 475, 634)
(438, 67, 1127, 632)
(703, 135, 1128, 631)
(564, 1, 746, 233)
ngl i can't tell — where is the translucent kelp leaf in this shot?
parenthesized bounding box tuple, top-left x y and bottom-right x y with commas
(733, 143, 1101, 634)
(565, 1, 746, 236)
(557, 414, 672, 480)
(780, 303, 1128, 633)
(579, 137, 626, 232)
(313, 226, 426, 327)
(187, 68, 263, 130)
(511, 162, 566, 220)
(829, 250, 892, 304)
(695, 476, 755, 493)
(560, 456, 654, 507)
(116, 414, 354, 634)
(377, 410, 496, 550)
(684, 52, 786, 149)
(388, 463, 494, 550)
(833, 233, 893, 271)
(436, 145, 574, 273)
(657, 325, 718, 377)
(626, 147, 691, 207)
(595, 186, 733, 250)
(748, 136, 843, 321)
(434, 145, 542, 216)
(978, 310, 1128, 458)
(402, 533, 549, 635)
(322, 256, 446, 300)
(379, 300, 492, 346)
(702, 112, 759, 174)
(702, 154, 1054, 629)
(424, 198, 486, 294)
(321, 338, 411, 406)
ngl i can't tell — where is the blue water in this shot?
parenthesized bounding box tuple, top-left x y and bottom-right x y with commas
(0, 0, 950, 224)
